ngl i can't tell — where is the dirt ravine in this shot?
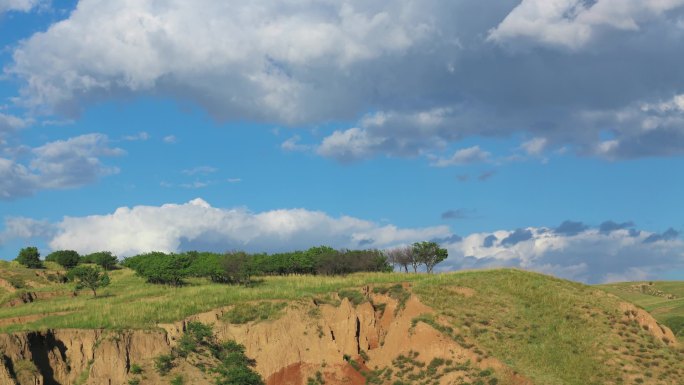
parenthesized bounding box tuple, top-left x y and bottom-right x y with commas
(0, 285, 677, 385)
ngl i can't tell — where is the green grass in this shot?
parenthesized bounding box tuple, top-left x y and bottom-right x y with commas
(222, 301, 288, 324)
(412, 270, 684, 385)
(1, 263, 682, 384)
(0, 266, 427, 332)
(598, 281, 684, 337)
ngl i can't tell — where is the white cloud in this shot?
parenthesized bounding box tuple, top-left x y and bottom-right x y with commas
(3, 200, 682, 283)
(0, 113, 30, 139)
(0, 133, 123, 199)
(162, 135, 177, 144)
(488, 0, 684, 49)
(316, 127, 386, 161)
(520, 137, 548, 156)
(0, 0, 40, 13)
(0, 217, 53, 244)
(46, 198, 451, 257)
(438, 225, 684, 283)
(9, 0, 433, 122)
(430, 145, 491, 167)
(7, 1, 684, 162)
(281, 135, 310, 152)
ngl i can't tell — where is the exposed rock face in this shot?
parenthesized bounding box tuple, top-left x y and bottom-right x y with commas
(0, 286, 678, 385)
(0, 329, 170, 385)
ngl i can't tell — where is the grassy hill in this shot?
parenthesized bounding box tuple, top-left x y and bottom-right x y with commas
(598, 280, 684, 338)
(1, 261, 683, 384)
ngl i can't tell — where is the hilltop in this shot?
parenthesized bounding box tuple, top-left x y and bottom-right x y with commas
(0, 261, 682, 385)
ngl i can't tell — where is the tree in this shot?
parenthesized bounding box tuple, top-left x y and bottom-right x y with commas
(220, 252, 254, 285)
(68, 265, 110, 297)
(122, 252, 190, 286)
(385, 246, 413, 273)
(83, 251, 118, 270)
(46, 250, 80, 269)
(15, 247, 43, 269)
(412, 241, 448, 274)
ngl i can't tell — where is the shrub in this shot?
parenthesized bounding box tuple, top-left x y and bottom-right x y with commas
(177, 321, 214, 357)
(6, 275, 26, 289)
(170, 375, 185, 385)
(82, 251, 118, 270)
(46, 250, 80, 269)
(129, 363, 143, 374)
(15, 247, 43, 269)
(154, 354, 174, 375)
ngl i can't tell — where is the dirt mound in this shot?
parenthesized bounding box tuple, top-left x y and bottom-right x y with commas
(619, 302, 678, 345)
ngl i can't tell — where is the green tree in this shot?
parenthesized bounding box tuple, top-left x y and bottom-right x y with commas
(83, 251, 118, 270)
(220, 252, 254, 285)
(68, 265, 110, 297)
(412, 241, 448, 274)
(15, 247, 43, 269)
(46, 250, 80, 269)
(123, 252, 190, 286)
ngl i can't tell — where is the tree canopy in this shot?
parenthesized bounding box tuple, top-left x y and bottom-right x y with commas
(15, 246, 43, 269)
(68, 265, 110, 297)
(46, 250, 80, 269)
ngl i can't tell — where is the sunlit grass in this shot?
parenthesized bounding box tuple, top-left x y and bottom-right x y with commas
(0, 267, 429, 332)
(598, 280, 684, 337)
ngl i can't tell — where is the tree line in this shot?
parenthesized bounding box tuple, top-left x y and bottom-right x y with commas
(14, 247, 113, 296)
(13, 241, 449, 288)
(121, 246, 395, 286)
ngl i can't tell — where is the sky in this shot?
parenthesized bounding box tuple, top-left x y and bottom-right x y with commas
(0, 0, 683, 284)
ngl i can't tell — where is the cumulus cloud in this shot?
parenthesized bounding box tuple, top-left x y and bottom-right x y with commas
(0, 133, 123, 199)
(3, 201, 682, 283)
(430, 146, 491, 167)
(46, 198, 451, 256)
(0, 216, 54, 244)
(7, 0, 684, 162)
(281, 135, 310, 152)
(488, 0, 684, 49)
(438, 224, 684, 283)
(554, 220, 589, 236)
(599, 220, 635, 234)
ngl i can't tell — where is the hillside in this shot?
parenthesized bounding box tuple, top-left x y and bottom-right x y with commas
(598, 281, 684, 338)
(0, 262, 682, 385)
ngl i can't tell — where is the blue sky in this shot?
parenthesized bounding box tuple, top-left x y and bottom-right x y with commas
(1, 0, 683, 283)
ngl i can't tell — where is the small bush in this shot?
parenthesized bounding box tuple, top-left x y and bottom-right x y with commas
(170, 375, 185, 385)
(6, 275, 26, 289)
(154, 354, 174, 375)
(129, 363, 143, 374)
